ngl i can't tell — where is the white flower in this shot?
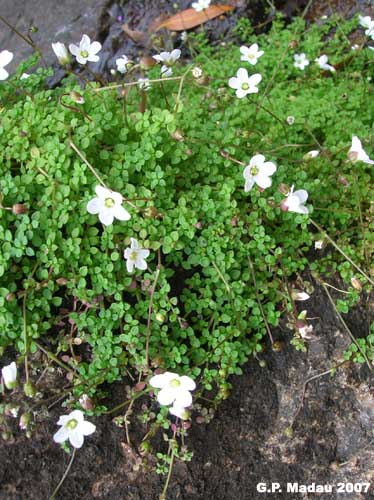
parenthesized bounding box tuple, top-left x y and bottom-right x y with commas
(116, 54, 132, 74)
(228, 68, 262, 98)
(0, 50, 13, 80)
(286, 116, 295, 125)
(87, 185, 131, 226)
(192, 66, 203, 78)
(69, 35, 102, 65)
(314, 240, 324, 250)
(294, 53, 309, 70)
(138, 77, 151, 91)
(1, 362, 17, 389)
(348, 136, 374, 164)
(191, 0, 211, 12)
(298, 323, 314, 339)
(20, 73, 30, 80)
(124, 238, 150, 273)
(281, 185, 309, 214)
(169, 404, 191, 420)
(243, 154, 276, 192)
(240, 44, 264, 65)
(359, 15, 374, 38)
(303, 150, 319, 160)
(52, 42, 71, 66)
(149, 371, 196, 407)
(351, 44, 360, 51)
(369, 47, 374, 51)
(315, 55, 335, 72)
(53, 410, 96, 449)
(153, 49, 181, 78)
(291, 290, 310, 301)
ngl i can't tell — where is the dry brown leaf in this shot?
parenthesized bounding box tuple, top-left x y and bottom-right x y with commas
(155, 5, 234, 32)
(122, 23, 150, 47)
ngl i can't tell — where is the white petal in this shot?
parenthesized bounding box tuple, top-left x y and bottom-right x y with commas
(169, 405, 190, 420)
(80, 34, 91, 51)
(157, 387, 177, 406)
(87, 54, 100, 63)
(99, 208, 114, 226)
(113, 204, 131, 221)
(236, 87, 248, 98)
(248, 73, 262, 86)
(69, 430, 84, 448)
(149, 372, 176, 389)
(174, 390, 192, 408)
(237, 67, 249, 82)
(240, 46, 249, 56)
(78, 421, 96, 436)
(69, 410, 84, 422)
(179, 376, 196, 391)
(0, 68, 9, 80)
(76, 54, 87, 65)
(228, 76, 239, 89)
(244, 178, 255, 192)
(0, 50, 13, 68)
(126, 259, 135, 273)
(170, 49, 181, 61)
(153, 55, 163, 63)
(95, 185, 111, 199)
(53, 426, 70, 443)
(87, 197, 102, 214)
(138, 249, 150, 259)
(260, 161, 276, 176)
(135, 258, 147, 270)
(68, 44, 80, 56)
(130, 238, 139, 249)
(90, 41, 102, 55)
(250, 154, 265, 168)
(255, 174, 272, 189)
(56, 414, 71, 426)
(294, 189, 308, 203)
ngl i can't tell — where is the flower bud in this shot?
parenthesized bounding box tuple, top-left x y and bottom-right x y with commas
(23, 381, 37, 398)
(70, 91, 84, 104)
(12, 203, 28, 215)
(6, 292, 15, 302)
(303, 150, 319, 161)
(350, 277, 362, 291)
(139, 56, 156, 70)
(155, 313, 165, 323)
(79, 394, 94, 410)
(56, 277, 68, 285)
(19, 412, 33, 430)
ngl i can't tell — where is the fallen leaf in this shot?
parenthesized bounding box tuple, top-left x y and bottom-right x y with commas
(155, 5, 234, 32)
(122, 23, 150, 47)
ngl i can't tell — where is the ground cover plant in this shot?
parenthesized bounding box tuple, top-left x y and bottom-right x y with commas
(0, 5, 373, 497)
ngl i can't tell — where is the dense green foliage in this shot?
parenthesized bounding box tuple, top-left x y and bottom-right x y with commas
(0, 14, 373, 408)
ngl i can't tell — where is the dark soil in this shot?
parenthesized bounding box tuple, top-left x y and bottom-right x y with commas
(1, 276, 374, 499)
(1, 0, 374, 499)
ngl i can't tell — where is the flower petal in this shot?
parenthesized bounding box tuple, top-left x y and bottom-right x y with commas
(80, 34, 91, 51)
(53, 426, 70, 444)
(237, 67, 248, 81)
(113, 204, 131, 221)
(90, 41, 102, 55)
(0, 68, 9, 80)
(149, 372, 176, 389)
(250, 154, 265, 168)
(255, 174, 272, 189)
(244, 178, 255, 192)
(99, 208, 114, 226)
(236, 88, 248, 98)
(228, 77, 239, 89)
(87, 197, 102, 214)
(69, 430, 84, 448)
(157, 387, 177, 406)
(248, 73, 262, 86)
(78, 421, 96, 436)
(179, 376, 196, 391)
(126, 259, 135, 273)
(260, 161, 277, 176)
(174, 390, 192, 408)
(0, 50, 13, 67)
(294, 189, 308, 203)
(135, 258, 147, 270)
(68, 44, 80, 56)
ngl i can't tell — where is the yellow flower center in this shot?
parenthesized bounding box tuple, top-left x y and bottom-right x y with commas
(105, 197, 115, 208)
(250, 166, 259, 176)
(81, 50, 89, 58)
(170, 379, 181, 388)
(66, 418, 78, 430)
(130, 251, 138, 261)
(241, 83, 249, 90)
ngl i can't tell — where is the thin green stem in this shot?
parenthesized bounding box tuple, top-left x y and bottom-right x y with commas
(309, 219, 374, 286)
(69, 139, 107, 188)
(34, 341, 83, 381)
(248, 256, 274, 344)
(22, 295, 29, 383)
(145, 250, 162, 369)
(320, 282, 372, 371)
(92, 76, 183, 93)
(50, 448, 76, 500)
